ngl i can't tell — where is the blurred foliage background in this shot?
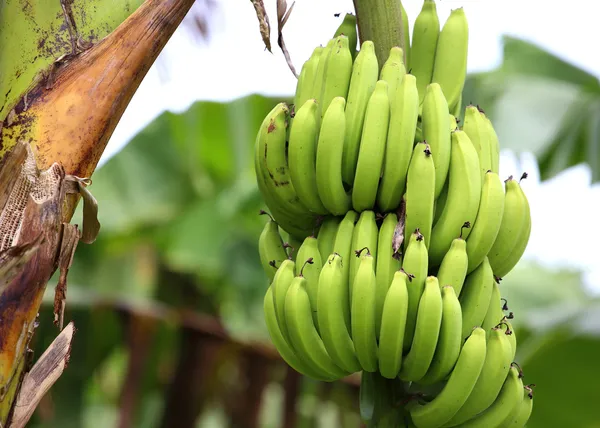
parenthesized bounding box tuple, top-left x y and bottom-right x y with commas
(27, 35, 600, 428)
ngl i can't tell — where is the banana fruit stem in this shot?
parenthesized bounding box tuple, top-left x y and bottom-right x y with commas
(352, 0, 407, 68)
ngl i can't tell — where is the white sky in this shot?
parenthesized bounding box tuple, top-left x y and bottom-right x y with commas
(102, 0, 600, 291)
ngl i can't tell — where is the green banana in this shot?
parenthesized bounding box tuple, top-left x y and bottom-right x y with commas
(352, 80, 391, 212)
(457, 366, 524, 428)
(284, 275, 350, 379)
(498, 320, 517, 362)
(466, 171, 505, 274)
(351, 249, 379, 372)
(408, 327, 487, 428)
(316, 96, 351, 215)
(375, 213, 402, 336)
(399, 276, 443, 382)
(378, 270, 410, 379)
(317, 216, 342, 262)
(433, 181, 449, 226)
(450, 114, 458, 131)
(418, 285, 462, 385)
(460, 257, 494, 339)
(447, 327, 514, 426)
(264, 287, 333, 381)
(431, 7, 469, 111)
(317, 253, 362, 373)
(271, 259, 296, 342)
(320, 35, 353, 118)
(481, 279, 504, 333)
(488, 177, 529, 278)
(313, 38, 336, 118)
(492, 175, 531, 278)
(288, 98, 328, 214)
(436, 224, 469, 296)
(482, 113, 500, 174)
(258, 212, 290, 281)
(294, 46, 324, 110)
(422, 83, 451, 200)
(402, 229, 429, 351)
(462, 105, 493, 182)
(377, 73, 420, 212)
(380, 47, 407, 104)
(343, 41, 379, 186)
(296, 237, 323, 330)
(499, 386, 533, 427)
(349, 210, 379, 303)
(332, 210, 359, 330)
(401, 0, 411, 67)
(411, 0, 440, 104)
(404, 142, 436, 249)
(333, 13, 358, 59)
(429, 130, 482, 267)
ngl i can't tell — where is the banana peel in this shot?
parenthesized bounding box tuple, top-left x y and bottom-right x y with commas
(0, 0, 195, 424)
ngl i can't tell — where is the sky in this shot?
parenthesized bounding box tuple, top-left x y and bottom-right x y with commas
(101, 0, 600, 291)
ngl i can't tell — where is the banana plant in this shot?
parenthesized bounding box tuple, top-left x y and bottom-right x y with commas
(0, 0, 195, 425)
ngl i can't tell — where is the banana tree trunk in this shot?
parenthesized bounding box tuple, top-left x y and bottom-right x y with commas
(0, 0, 195, 425)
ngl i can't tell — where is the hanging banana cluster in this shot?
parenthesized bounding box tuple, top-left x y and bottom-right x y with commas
(255, 2, 534, 427)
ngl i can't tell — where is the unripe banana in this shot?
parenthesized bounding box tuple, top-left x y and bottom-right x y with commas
(332, 210, 359, 330)
(401, 0, 411, 66)
(460, 257, 494, 339)
(312, 38, 336, 118)
(450, 114, 458, 131)
(296, 237, 323, 330)
(380, 47, 407, 104)
(436, 225, 469, 296)
(378, 270, 410, 379)
(453, 93, 463, 120)
(343, 41, 379, 186)
(431, 7, 469, 111)
(492, 176, 531, 278)
(411, 0, 440, 104)
(375, 213, 402, 336)
(352, 80, 390, 212)
(457, 366, 524, 428)
(488, 177, 529, 278)
(351, 249, 379, 372)
(422, 83, 451, 200)
(285, 275, 350, 379)
(288, 99, 328, 214)
(316, 97, 351, 215)
(317, 253, 362, 373)
(418, 285, 462, 385)
(433, 182, 448, 226)
(320, 35, 353, 118)
(377, 73, 420, 212)
(481, 279, 504, 333)
(258, 213, 290, 281)
(447, 326, 514, 426)
(402, 230, 429, 351)
(462, 105, 493, 182)
(466, 171, 505, 274)
(482, 113, 501, 174)
(349, 210, 379, 303)
(269, 260, 297, 349)
(333, 13, 358, 59)
(408, 327, 487, 428)
(404, 142, 436, 249)
(317, 216, 342, 262)
(500, 386, 534, 427)
(399, 276, 443, 382)
(429, 130, 482, 267)
(294, 46, 324, 110)
(498, 320, 517, 361)
(264, 287, 333, 381)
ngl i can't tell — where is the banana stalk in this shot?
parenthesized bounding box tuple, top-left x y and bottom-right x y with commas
(0, 0, 194, 425)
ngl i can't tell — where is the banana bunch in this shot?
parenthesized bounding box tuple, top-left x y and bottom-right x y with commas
(255, 3, 536, 427)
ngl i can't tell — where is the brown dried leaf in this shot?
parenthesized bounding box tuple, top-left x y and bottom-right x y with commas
(250, 0, 272, 52)
(276, 0, 297, 77)
(53, 223, 80, 330)
(0, 235, 43, 291)
(392, 197, 406, 259)
(77, 180, 100, 244)
(10, 322, 75, 428)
